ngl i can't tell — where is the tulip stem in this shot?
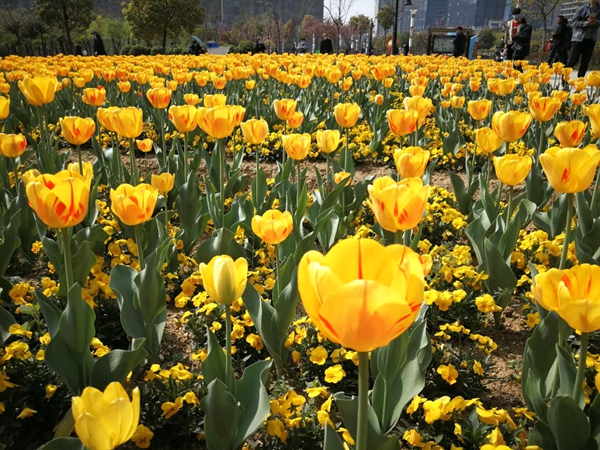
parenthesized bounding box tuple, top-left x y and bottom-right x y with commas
(183, 133, 189, 176)
(559, 193, 574, 270)
(218, 138, 226, 227)
(486, 154, 492, 187)
(591, 167, 600, 217)
(325, 154, 331, 193)
(573, 332, 589, 404)
(134, 225, 145, 271)
(394, 230, 403, 245)
(275, 244, 281, 301)
(225, 304, 234, 392)
(282, 123, 287, 166)
(60, 228, 75, 290)
(296, 160, 301, 209)
(356, 352, 369, 450)
(76, 145, 83, 176)
(506, 186, 514, 221)
(129, 139, 138, 185)
(344, 128, 349, 169)
(159, 110, 167, 169)
(537, 124, 546, 166)
(255, 144, 260, 177)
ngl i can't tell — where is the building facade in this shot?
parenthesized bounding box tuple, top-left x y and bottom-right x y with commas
(446, 0, 505, 28)
(202, 0, 323, 26)
(559, 0, 587, 22)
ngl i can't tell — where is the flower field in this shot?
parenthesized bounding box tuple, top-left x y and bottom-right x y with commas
(1, 52, 600, 450)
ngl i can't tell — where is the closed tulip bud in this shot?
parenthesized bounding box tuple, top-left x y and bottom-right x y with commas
(587, 71, 600, 88)
(403, 95, 433, 125)
(491, 111, 532, 142)
(334, 102, 361, 128)
(241, 119, 269, 145)
(168, 105, 198, 133)
(197, 106, 236, 139)
(540, 146, 600, 193)
(251, 209, 293, 244)
(475, 127, 504, 154)
(230, 105, 246, 127)
(467, 99, 492, 121)
(493, 154, 532, 186)
(151, 173, 175, 194)
(286, 111, 304, 129)
(367, 177, 431, 232)
(497, 78, 517, 95)
(26, 170, 90, 228)
(18, 76, 59, 106)
(21, 169, 41, 186)
(386, 109, 419, 137)
(273, 99, 297, 121)
(72, 382, 140, 450)
(213, 76, 227, 90)
(571, 92, 587, 106)
(316, 129, 341, 154)
(298, 239, 424, 352)
(166, 80, 178, 92)
(97, 107, 119, 132)
(118, 81, 131, 93)
(334, 171, 351, 186)
(199, 255, 247, 306)
(394, 146, 430, 178)
(374, 94, 384, 105)
(554, 121, 587, 147)
(529, 96, 562, 122)
(450, 96, 465, 108)
(532, 264, 600, 333)
(245, 79, 256, 90)
(136, 138, 154, 153)
(110, 183, 158, 226)
(551, 90, 569, 102)
(60, 116, 96, 146)
(111, 107, 144, 139)
(184, 93, 200, 106)
(409, 85, 425, 97)
(82, 87, 106, 107)
(0, 133, 27, 158)
(339, 77, 353, 91)
(0, 96, 9, 120)
(204, 94, 227, 108)
(67, 161, 94, 180)
(146, 88, 172, 109)
(282, 133, 311, 160)
(382, 77, 393, 88)
(584, 104, 600, 138)
(575, 79, 587, 92)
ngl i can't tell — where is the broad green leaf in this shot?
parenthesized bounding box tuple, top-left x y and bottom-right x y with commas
(199, 379, 242, 450)
(90, 342, 148, 390)
(548, 395, 591, 450)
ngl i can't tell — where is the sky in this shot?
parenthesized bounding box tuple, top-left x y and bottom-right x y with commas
(347, 0, 377, 20)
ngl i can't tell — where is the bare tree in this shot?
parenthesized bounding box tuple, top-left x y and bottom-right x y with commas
(258, 0, 284, 52)
(349, 14, 370, 52)
(519, 0, 562, 48)
(0, 3, 35, 55)
(323, 0, 357, 52)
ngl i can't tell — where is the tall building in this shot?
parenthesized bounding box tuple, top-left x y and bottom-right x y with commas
(446, 0, 505, 28)
(415, 0, 449, 29)
(202, 0, 324, 25)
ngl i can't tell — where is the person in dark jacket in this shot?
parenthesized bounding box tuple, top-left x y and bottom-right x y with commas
(567, 0, 600, 78)
(320, 34, 333, 54)
(513, 17, 533, 63)
(254, 39, 266, 54)
(548, 16, 570, 64)
(93, 32, 106, 56)
(452, 26, 467, 57)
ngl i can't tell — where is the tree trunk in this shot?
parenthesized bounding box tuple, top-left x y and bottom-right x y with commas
(61, 4, 73, 54)
(162, 28, 168, 53)
(542, 18, 548, 53)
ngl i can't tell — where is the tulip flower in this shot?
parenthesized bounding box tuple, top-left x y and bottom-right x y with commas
(491, 111, 532, 143)
(251, 209, 293, 245)
(403, 96, 433, 126)
(60, 116, 96, 146)
(587, 71, 600, 87)
(394, 146, 430, 179)
(529, 96, 562, 122)
(184, 93, 200, 106)
(571, 92, 587, 106)
(110, 183, 158, 226)
(197, 105, 235, 139)
(151, 173, 174, 194)
(146, 87, 172, 109)
(553, 121, 587, 147)
(374, 94, 384, 105)
(241, 119, 269, 145)
(367, 177, 431, 233)
(282, 133, 311, 161)
(97, 107, 119, 133)
(450, 96, 465, 109)
(334, 171, 351, 186)
(273, 99, 297, 122)
(493, 154, 532, 186)
(334, 102, 361, 128)
(245, 80, 256, 90)
(552, 90, 569, 102)
(298, 238, 424, 352)
(136, 139, 153, 153)
(475, 127, 503, 154)
(0, 133, 27, 158)
(111, 107, 144, 139)
(168, 105, 198, 133)
(204, 94, 227, 108)
(18, 76, 58, 106)
(540, 146, 600, 194)
(316, 129, 341, 154)
(286, 111, 304, 129)
(26, 170, 90, 229)
(0, 96, 9, 120)
(199, 255, 247, 306)
(72, 382, 140, 450)
(467, 99, 492, 121)
(386, 109, 419, 137)
(67, 161, 94, 180)
(584, 104, 600, 138)
(230, 105, 246, 127)
(409, 85, 425, 97)
(82, 87, 106, 107)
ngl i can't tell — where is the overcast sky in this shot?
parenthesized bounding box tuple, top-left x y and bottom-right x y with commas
(348, 1, 376, 19)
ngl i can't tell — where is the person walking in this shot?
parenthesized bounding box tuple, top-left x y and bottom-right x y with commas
(504, 7, 522, 61)
(513, 17, 533, 67)
(567, 0, 600, 77)
(93, 32, 106, 56)
(548, 16, 571, 64)
(320, 34, 333, 54)
(452, 26, 467, 57)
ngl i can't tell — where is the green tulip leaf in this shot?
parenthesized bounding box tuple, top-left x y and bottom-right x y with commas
(548, 395, 591, 450)
(37, 437, 84, 450)
(90, 341, 147, 391)
(200, 379, 242, 450)
(0, 305, 16, 345)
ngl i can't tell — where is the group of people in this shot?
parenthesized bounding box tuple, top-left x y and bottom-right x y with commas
(253, 34, 334, 55)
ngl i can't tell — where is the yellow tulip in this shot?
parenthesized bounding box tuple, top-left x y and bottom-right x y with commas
(197, 106, 235, 139)
(241, 119, 269, 145)
(493, 154, 532, 186)
(146, 87, 172, 109)
(111, 107, 144, 139)
(334, 171, 352, 186)
(82, 88, 106, 107)
(60, 116, 96, 146)
(529, 96, 562, 122)
(136, 139, 154, 153)
(298, 239, 424, 352)
(584, 104, 600, 138)
(553, 121, 588, 147)
(213, 76, 227, 90)
(199, 255, 248, 306)
(204, 94, 227, 108)
(273, 99, 298, 122)
(97, 107, 119, 133)
(386, 109, 419, 137)
(491, 111, 532, 142)
(282, 133, 311, 160)
(21, 169, 41, 186)
(394, 146, 430, 178)
(496, 78, 517, 95)
(316, 129, 341, 154)
(532, 264, 600, 332)
(467, 99, 492, 121)
(409, 85, 425, 97)
(0, 133, 27, 158)
(245, 80, 256, 90)
(450, 96, 465, 109)
(184, 93, 200, 106)
(72, 382, 140, 450)
(571, 92, 587, 106)
(551, 90, 569, 102)
(18, 76, 58, 106)
(168, 105, 198, 133)
(118, 81, 131, 93)
(340, 77, 354, 91)
(151, 173, 174, 194)
(334, 102, 361, 128)
(475, 127, 504, 154)
(26, 170, 90, 228)
(367, 177, 431, 232)
(67, 161, 94, 180)
(286, 111, 304, 129)
(251, 209, 293, 244)
(403, 96, 433, 125)
(230, 105, 246, 127)
(110, 183, 158, 226)
(0, 96, 9, 120)
(540, 146, 600, 193)
(587, 71, 600, 88)
(374, 94, 384, 105)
